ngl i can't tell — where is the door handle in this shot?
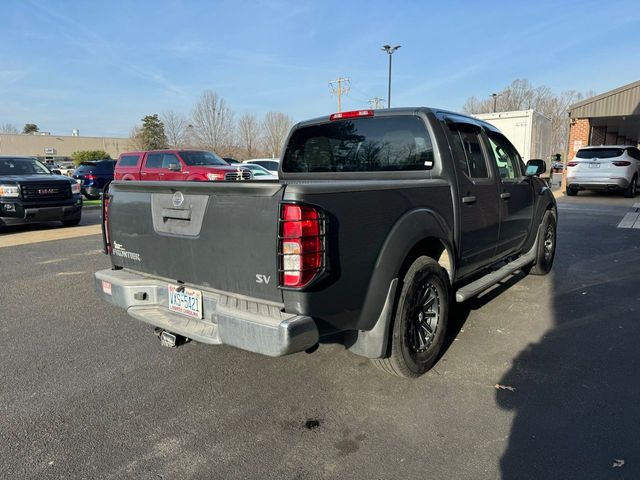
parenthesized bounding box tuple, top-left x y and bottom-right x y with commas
(462, 195, 477, 205)
(500, 192, 511, 200)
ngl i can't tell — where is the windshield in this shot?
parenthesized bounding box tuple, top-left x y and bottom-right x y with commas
(0, 157, 51, 175)
(576, 148, 624, 159)
(179, 151, 227, 166)
(282, 116, 434, 173)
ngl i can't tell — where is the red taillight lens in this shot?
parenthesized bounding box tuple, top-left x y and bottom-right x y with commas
(567, 161, 578, 167)
(612, 161, 631, 166)
(329, 109, 374, 121)
(102, 193, 111, 254)
(279, 203, 325, 288)
(85, 174, 96, 180)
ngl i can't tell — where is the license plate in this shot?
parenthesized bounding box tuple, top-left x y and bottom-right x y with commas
(168, 284, 203, 319)
(588, 163, 600, 168)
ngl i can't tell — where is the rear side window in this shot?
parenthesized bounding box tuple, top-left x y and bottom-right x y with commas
(145, 154, 163, 168)
(282, 116, 434, 173)
(576, 148, 623, 159)
(118, 155, 139, 167)
(75, 162, 96, 173)
(447, 123, 489, 179)
(253, 160, 279, 171)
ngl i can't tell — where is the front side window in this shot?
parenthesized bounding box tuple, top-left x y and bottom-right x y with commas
(283, 116, 434, 173)
(486, 131, 521, 180)
(447, 122, 489, 179)
(162, 154, 180, 169)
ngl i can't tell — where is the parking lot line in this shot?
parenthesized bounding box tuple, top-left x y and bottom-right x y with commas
(0, 224, 101, 248)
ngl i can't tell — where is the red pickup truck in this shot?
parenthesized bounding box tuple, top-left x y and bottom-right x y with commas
(114, 150, 251, 181)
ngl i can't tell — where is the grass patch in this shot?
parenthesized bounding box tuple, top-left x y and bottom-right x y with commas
(83, 199, 101, 206)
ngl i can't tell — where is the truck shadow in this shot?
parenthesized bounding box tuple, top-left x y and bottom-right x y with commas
(497, 222, 640, 478)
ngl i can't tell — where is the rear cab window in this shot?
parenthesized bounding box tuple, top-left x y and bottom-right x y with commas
(282, 115, 434, 173)
(118, 155, 140, 167)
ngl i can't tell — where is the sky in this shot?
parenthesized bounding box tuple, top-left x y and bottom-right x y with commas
(1, 0, 639, 137)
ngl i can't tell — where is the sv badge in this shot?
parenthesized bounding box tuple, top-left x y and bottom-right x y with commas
(256, 274, 271, 285)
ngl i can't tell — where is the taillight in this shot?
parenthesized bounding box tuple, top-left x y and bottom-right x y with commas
(85, 173, 96, 180)
(567, 161, 578, 167)
(279, 203, 325, 288)
(329, 109, 374, 121)
(102, 192, 111, 254)
(612, 161, 631, 166)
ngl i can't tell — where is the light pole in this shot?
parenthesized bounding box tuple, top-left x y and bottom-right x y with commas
(490, 93, 501, 113)
(382, 44, 401, 108)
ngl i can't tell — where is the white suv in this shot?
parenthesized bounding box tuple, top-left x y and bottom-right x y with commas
(566, 145, 640, 197)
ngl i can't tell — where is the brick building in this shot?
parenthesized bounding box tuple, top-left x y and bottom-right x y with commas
(567, 80, 640, 161)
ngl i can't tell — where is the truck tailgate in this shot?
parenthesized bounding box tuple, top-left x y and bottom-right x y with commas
(106, 180, 284, 303)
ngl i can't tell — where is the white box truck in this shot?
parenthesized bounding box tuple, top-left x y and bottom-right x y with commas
(474, 109, 552, 177)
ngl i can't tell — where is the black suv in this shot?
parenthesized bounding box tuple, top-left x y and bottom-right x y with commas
(72, 160, 116, 200)
(0, 156, 83, 228)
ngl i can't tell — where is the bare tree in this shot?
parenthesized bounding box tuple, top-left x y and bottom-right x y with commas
(462, 79, 594, 155)
(0, 123, 18, 134)
(191, 90, 235, 153)
(161, 110, 189, 148)
(262, 111, 294, 159)
(237, 113, 262, 159)
(128, 125, 145, 150)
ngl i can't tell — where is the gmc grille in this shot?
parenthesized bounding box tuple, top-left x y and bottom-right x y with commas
(21, 182, 72, 201)
(224, 170, 252, 181)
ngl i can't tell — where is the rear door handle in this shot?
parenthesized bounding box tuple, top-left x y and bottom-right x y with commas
(462, 195, 477, 205)
(500, 192, 511, 200)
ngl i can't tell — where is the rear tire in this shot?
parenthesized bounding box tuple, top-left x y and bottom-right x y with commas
(530, 210, 557, 275)
(566, 187, 578, 196)
(372, 256, 449, 378)
(624, 176, 637, 198)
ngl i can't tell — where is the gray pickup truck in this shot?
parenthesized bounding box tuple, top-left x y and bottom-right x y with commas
(95, 108, 556, 378)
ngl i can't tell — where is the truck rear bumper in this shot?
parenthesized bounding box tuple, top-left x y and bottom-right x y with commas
(95, 268, 318, 357)
(567, 176, 629, 190)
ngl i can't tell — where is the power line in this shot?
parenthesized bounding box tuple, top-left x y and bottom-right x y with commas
(368, 97, 385, 109)
(329, 77, 351, 112)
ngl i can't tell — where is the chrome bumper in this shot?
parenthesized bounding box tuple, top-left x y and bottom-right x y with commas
(95, 268, 318, 357)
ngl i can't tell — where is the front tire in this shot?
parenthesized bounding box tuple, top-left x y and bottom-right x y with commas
(62, 215, 81, 227)
(566, 187, 578, 196)
(372, 256, 449, 378)
(530, 210, 557, 275)
(624, 176, 637, 198)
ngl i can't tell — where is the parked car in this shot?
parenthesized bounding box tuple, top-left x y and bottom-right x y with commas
(0, 156, 82, 228)
(243, 158, 279, 174)
(72, 160, 115, 200)
(96, 108, 556, 378)
(238, 163, 278, 180)
(566, 145, 640, 197)
(56, 161, 76, 176)
(223, 157, 241, 164)
(114, 150, 252, 181)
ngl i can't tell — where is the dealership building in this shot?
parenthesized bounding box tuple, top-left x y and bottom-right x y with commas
(567, 80, 640, 160)
(0, 132, 133, 162)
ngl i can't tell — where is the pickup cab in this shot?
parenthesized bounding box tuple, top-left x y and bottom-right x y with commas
(96, 108, 556, 378)
(114, 150, 252, 182)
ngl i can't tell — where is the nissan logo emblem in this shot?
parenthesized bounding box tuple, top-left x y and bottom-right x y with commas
(172, 191, 184, 208)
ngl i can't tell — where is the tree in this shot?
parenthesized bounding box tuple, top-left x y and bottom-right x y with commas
(0, 123, 18, 134)
(462, 79, 594, 156)
(136, 114, 168, 150)
(71, 150, 111, 166)
(262, 111, 294, 159)
(161, 110, 189, 148)
(237, 113, 262, 159)
(191, 90, 235, 153)
(23, 123, 39, 134)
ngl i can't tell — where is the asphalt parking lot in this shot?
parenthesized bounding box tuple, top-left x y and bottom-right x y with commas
(1, 194, 639, 480)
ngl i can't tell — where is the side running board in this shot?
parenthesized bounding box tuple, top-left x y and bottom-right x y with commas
(455, 229, 540, 303)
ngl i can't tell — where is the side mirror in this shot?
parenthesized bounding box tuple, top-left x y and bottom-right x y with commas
(51, 169, 62, 175)
(167, 163, 181, 172)
(525, 159, 546, 177)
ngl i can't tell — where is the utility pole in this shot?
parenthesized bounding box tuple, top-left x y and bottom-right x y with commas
(368, 97, 385, 109)
(329, 77, 351, 112)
